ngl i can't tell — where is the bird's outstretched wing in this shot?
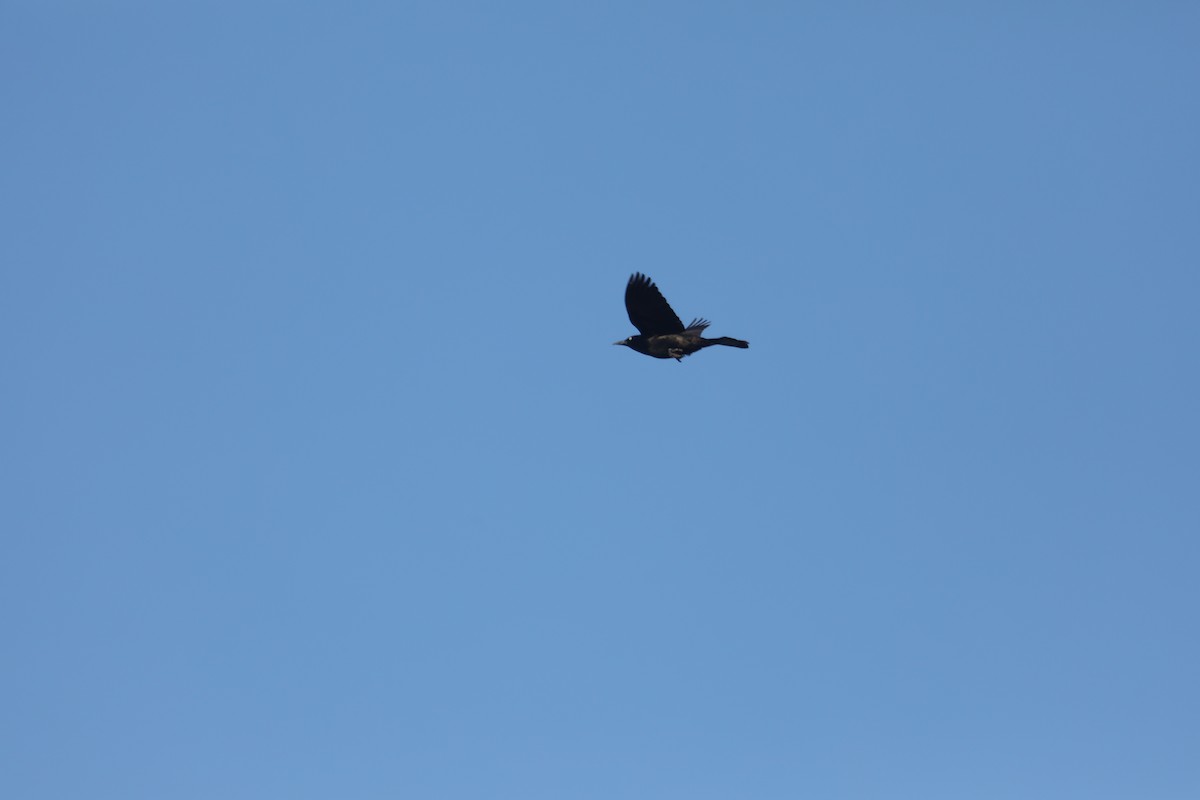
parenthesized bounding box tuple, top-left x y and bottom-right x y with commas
(625, 273, 685, 336)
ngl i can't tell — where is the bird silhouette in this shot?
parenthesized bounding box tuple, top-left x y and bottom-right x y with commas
(614, 273, 749, 361)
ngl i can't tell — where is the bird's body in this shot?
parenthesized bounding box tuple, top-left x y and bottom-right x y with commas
(614, 273, 749, 361)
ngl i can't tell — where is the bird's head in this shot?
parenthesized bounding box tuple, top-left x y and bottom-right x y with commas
(613, 337, 633, 347)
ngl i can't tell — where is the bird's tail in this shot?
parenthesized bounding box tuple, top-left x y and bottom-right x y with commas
(702, 336, 749, 349)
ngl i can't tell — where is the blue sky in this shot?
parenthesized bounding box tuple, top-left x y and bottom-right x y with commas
(3, 3, 1198, 798)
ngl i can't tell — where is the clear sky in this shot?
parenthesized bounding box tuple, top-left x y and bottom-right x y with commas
(3, 3, 1198, 798)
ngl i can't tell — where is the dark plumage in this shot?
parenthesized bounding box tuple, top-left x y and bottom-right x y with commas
(614, 273, 749, 361)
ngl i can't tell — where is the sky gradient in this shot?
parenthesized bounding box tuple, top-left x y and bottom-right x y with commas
(3, 3, 1198, 798)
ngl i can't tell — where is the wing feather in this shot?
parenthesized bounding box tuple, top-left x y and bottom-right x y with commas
(624, 273, 685, 336)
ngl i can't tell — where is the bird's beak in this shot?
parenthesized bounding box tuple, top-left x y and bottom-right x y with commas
(612, 340, 623, 345)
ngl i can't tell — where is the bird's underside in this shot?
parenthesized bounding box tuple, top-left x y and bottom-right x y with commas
(615, 273, 749, 361)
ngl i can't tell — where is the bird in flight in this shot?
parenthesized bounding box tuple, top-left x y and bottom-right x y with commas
(614, 272, 749, 361)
